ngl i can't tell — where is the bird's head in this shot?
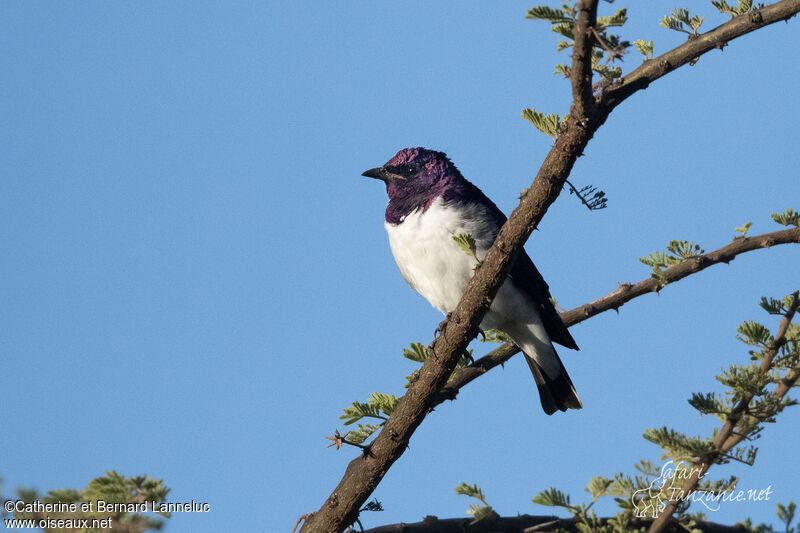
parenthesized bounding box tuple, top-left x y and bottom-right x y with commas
(362, 147, 474, 223)
(362, 147, 460, 200)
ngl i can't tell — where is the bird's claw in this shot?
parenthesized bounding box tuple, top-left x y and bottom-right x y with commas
(434, 312, 453, 338)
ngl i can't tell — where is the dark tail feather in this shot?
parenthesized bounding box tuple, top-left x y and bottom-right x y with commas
(524, 349, 582, 415)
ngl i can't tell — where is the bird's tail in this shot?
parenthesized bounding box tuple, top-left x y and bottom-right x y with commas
(524, 348, 582, 415)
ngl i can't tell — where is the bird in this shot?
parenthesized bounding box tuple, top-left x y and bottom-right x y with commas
(362, 147, 581, 415)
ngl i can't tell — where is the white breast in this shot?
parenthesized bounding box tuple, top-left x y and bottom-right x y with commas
(384, 198, 494, 314)
(385, 197, 560, 376)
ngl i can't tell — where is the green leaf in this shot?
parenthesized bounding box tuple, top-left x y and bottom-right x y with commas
(455, 482, 485, 500)
(456, 482, 495, 522)
(340, 392, 399, 425)
(467, 503, 496, 521)
(480, 329, 513, 343)
(771, 208, 800, 227)
(643, 427, 714, 460)
(688, 392, 729, 420)
(734, 222, 752, 237)
(533, 487, 571, 508)
(736, 320, 773, 347)
(633, 39, 654, 59)
(552, 22, 575, 40)
(776, 500, 796, 530)
(452, 233, 478, 258)
(716, 363, 773, 399)
(591, 54, 622, 81)
(554, 63, 570, 77)
(665, 239, 704, 260)
(660, 8, 704, 35)
(759, 296, 787, 315)
(596, 8, 628, 30)
(525, 6, 573, 23)
(712, 0, 762, 17)
(13, 471, 171, 530)
(522, 108, 568, 139)
(346, 423, 382, 444)
(585, 476, 613, 499)
(639, 250, 672, 269)
(402, 342, 429, 362)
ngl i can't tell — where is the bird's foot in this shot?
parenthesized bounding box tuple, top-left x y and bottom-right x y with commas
(477, 328, 486, 342)
(434, 312, 453, 338)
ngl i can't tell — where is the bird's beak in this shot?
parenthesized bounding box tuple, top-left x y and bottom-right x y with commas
(362, 167, 406, 182)
(362, 167, 387, 182)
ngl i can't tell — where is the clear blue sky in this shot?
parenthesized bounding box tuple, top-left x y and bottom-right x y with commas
(2, 2, 798, 532)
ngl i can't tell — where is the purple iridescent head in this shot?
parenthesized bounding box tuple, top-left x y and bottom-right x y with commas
(362, 147, 471, 223)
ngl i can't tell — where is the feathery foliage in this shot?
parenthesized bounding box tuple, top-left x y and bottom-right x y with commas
(521, 108, 569, 139)
(401, 342, 429, 363)
(479, 329, 513, 344)
(712, 0, 764, 17)
(340, 392, 398, 425)
(734, 221, 753, 237)
(12, 471, 170, 533)
(633, 39, 654, 59)
(452, 233, 478, 259)
(345, 423, 383, 445)
(455, 482, 497, 523)
(660, 8, 705, 35)
(639, 240, 704, 286)
(463, 293, 799, 531)
(771, 208, 800, 227)
(527, 1, 631, 70)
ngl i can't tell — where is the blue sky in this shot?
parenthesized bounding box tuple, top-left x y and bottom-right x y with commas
(1, 2, 798, 532)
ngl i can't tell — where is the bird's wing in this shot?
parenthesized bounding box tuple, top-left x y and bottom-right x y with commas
(455, 181, 578, 350)
(508, 250, 579, 350)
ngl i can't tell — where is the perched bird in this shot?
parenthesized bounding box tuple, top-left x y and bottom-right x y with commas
(362, 147, 581, 415)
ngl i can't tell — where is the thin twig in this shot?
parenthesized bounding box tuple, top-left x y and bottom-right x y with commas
(589, 26, 627, 62)
(563, 179, 601, 211)
(292, 513, 313, 533)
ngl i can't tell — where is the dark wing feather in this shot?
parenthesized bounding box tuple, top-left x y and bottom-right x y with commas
(509, 249, 579, 351)
(453, 180, 578, 350)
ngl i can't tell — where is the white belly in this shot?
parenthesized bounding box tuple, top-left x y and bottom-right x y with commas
(384, 198, 494, 314)
(385, 197, 557, 374)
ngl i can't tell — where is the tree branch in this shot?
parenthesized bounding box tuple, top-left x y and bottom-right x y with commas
(599, 1, 800, 113)
(570, 0, 598, 119)
(360, 514, 752, 533)
(648, 292, 800, 533)
(436, 227, 800, 405)
(299, 2, 800, 530)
